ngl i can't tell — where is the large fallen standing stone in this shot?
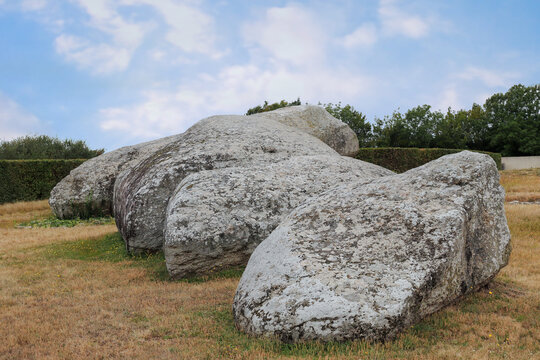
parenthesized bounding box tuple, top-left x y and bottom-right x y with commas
(49, 134, 181, 219)
(114, 106, 354, 254)
(164, 155, 393, 279)
(251, 105, 359, 157)
(233, 151, 511, 342)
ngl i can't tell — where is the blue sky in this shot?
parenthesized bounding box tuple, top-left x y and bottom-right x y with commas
(0, 0, 538, 151)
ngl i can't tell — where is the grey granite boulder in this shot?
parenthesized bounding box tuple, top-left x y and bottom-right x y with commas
(164, 155, 393, 279)
(49, 135, 180, 219)
(114, 109, 353, 254)
(233, 151, 511, 342)
(251, 105, 359, 157)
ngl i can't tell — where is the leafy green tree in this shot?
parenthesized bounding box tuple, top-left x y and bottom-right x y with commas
(0, 135, 104, 159)
(244, 84, 539, 155)
(372, 111, 410, 147)
(484, 84, 540, 156)
(323, 102, 372, 147)
(432, 108, 466, 149)
(460, 103, 491, 150)
(245, 98, 301, 115)
(403, 105, 441, 147)
(372, 106, 441, 148)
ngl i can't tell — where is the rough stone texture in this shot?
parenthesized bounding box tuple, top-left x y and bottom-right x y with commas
(114, 113, 348, 254)
(251, 105, 359, 157)
(49, 135, 180, 219)
(233, 151, 511, 343)
(164, 155, 393, 279)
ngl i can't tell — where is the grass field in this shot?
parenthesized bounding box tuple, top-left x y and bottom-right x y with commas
(500, 168, 540, 203)
(0, 170, 539, 359)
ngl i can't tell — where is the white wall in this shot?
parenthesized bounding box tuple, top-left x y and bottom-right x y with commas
(501, 156, 540, 170)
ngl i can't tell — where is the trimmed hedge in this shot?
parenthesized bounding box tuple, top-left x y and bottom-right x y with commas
(356, 148, 502, 173)
(0, 159, 86, 204)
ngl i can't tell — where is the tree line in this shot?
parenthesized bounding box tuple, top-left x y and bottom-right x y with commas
(3, 84, 537, 159)
(246, 84, 539, 156)
(0, 135, 104, 160)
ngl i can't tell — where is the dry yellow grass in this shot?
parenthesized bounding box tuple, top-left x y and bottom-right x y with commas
(500, 168, 540, 202)
(0, 226, 118, 253)
(0, 173, 539, 359)
(0, 199, 51, 229)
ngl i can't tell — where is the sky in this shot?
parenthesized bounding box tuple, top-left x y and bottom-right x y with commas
(0, 0, 538, 151)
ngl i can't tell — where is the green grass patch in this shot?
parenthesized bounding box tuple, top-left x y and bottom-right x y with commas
(45, 232, 131, 262)
(41, 232, 245, 282)
(43, 232, 168, 280)
(38, 232, 463, 358)
(179, 266, 245, 284)
(17, 215, 114, 228)
(189, 305, 456, 358)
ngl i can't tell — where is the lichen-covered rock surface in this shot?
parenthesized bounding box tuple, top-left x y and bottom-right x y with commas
(251, 105, 359, 157)
(233, 151, 511, 343)
(49, 134, 181, 219)
(164, 155, 393, 279)
(114, 106, 358, 254)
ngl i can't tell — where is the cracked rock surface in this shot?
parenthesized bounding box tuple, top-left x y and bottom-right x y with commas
(49, 134, 181, 219)
(164, 155, 393, 279)
(114, 106, 358, 254)
(233, 151, 511, 342)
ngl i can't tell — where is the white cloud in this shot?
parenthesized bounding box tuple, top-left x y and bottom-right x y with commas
(432, 86, 462, 111)
(55, 34, 132, 74)
(431, 66, 519, 111)
(429, 66, 519, 111)
(21, 0, 47, 12)
(378, 0, 429, 38)
(129, 0, 223, 57)
(54, 0, 222, 74)
(457, 66, 518, 87)
(150, 49, 166, 61)
(0, 93, 42, 141)
(0, 0, 63, 31)
(53, 0, 150, 74)
(99, 63, 372, 140)
(342, 23, 378, 48)
(474, 93, 492, 106)
(341, 0, 434, 48)
(99, 90, 190, 138)
(98, 3, 377, 141)
(243, 5, 327, 66)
